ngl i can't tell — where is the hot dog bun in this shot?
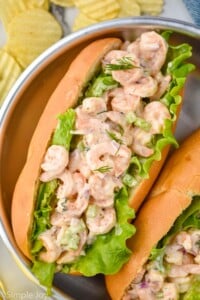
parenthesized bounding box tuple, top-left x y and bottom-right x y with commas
(106, 128, 200, 300)
(11, 38, 122, 259)
(11, 34, 183, 265)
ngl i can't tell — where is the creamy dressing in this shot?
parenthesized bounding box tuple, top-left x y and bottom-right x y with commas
(38, 31, 172, 265)
(123, 229, 200, 300)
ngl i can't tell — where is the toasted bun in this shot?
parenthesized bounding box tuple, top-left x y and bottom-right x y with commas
(106, 128, 200, 300)
(11, 38, 122, 259)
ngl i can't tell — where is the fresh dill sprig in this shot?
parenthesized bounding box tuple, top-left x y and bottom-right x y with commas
(93, 166, 112, 173)
(106, 130, 123, 144)
(104, 56, 140, 73)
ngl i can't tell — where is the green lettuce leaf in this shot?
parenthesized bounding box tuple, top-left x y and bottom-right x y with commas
(182, 276, 200, 300)
(32, 261, 56, 296)
(31, 109, 75, 248)
(128, 42, 194, 181)
(51, 108, 76, 149)
(30, 32, 194, 292)
(31, 180, 57, 253)
(68, 187, 135, 275)
(85, 73, 119, 97)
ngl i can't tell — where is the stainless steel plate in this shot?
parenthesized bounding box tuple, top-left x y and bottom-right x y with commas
(0, 17, 200, 300)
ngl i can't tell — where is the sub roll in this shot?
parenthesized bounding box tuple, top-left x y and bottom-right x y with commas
(106, 128, 200, 300)
(11, 31, 193, 291)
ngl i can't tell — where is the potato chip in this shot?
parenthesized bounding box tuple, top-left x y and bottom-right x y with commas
(0, 49, 22, 105)
(73, 12, 97, 31)
(27, 0, 50, 10)
(136, 0, 163, 15)
(118, 0, 141, 17)
(5, 8, 62, 68)
(0, 0, 27, 28)
(74, 0, 120, 21)
(0, 0, 50, 29)
(50, 0, 74, 7)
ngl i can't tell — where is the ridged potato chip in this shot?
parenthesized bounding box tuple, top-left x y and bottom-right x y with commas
(0, 49, 22, 105)
(0, 0, 27, 27)
(119, 0, 141, 16)
(0, 0, 49, 29)
(27, 0, 49, 10)
(73, 12, 97, 31)
(74, 0, 120, 21)
(136, 0, 163, 15)
(50, 0, 74, 7)
(6, 8, 62, 68)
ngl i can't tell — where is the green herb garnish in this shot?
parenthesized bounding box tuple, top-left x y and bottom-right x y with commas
(94, 166, 112, 173)
(106, 130, 123, 144)
(105, 57, 139, 73)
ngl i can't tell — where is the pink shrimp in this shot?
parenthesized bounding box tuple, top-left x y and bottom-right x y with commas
(109, 88, 141, 114)
(88, 174, 122, 207)
(139, 31, 168, 75)
(40, 145, 69, 182)
(143, 101, 171, 134)
(132, 127, 154, 157)
(124, 76, 158, 98)
(86, 205, 116, 236)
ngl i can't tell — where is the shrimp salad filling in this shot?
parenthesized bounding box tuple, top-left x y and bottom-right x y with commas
(30, 31, 194, 291)
(123, 197, 200, 300)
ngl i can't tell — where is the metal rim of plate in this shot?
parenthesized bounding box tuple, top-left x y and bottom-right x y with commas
(0, 16, 200, 300)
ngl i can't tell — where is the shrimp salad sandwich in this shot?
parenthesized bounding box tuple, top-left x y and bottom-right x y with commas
(106, 129, 200, 300)
(11, 31, 194, 292)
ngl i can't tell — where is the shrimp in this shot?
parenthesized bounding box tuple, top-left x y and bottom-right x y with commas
(139, 31, 168, 75)
(68, 149, 91, 179)
(150, 72, 171, 101)
(88, 174, 122, 208)
(132, 127, 154, 157)
(39, 227, 62, 263)
(103, 50, 129, 65)
(161, 283, 178, 300)
(136, 287, 155, 300)
(83, 122, 111, 146)
(124, 76, 158, 98)
(190, 230, 200, 255)
(56, 170, 74, 199)
(168, 264, 200, 278)
(127, 39, 140, 57)
(164, 244, 183, 265)
(112, 68, 143, 88)
(56, 218, 87, 264)
(40, 145, 69, 182)
(86, 141, 131, 177)
(113, 144, 132, 176)
(109, 88, 141, 114)
(86, 205, 116, 235)
(171, 276, 192, 294)
(50, 211, 71, 226)
(75, 107, 106, 133)
(175, 231, 192, 252)
(143, 101, 171, 134)
(194, 254, 200, 264)
(106, 110, 126, 127)
(71, 172, 86, 195)
(103, 50, 143, 86)
(65, 183, 90, 217)
(82, 97, 107, 115)
(57, 229, 87, 264)
(145, 269, 164, 293)
(106, 111, 135, 146)
(85, 141, 118, 172)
